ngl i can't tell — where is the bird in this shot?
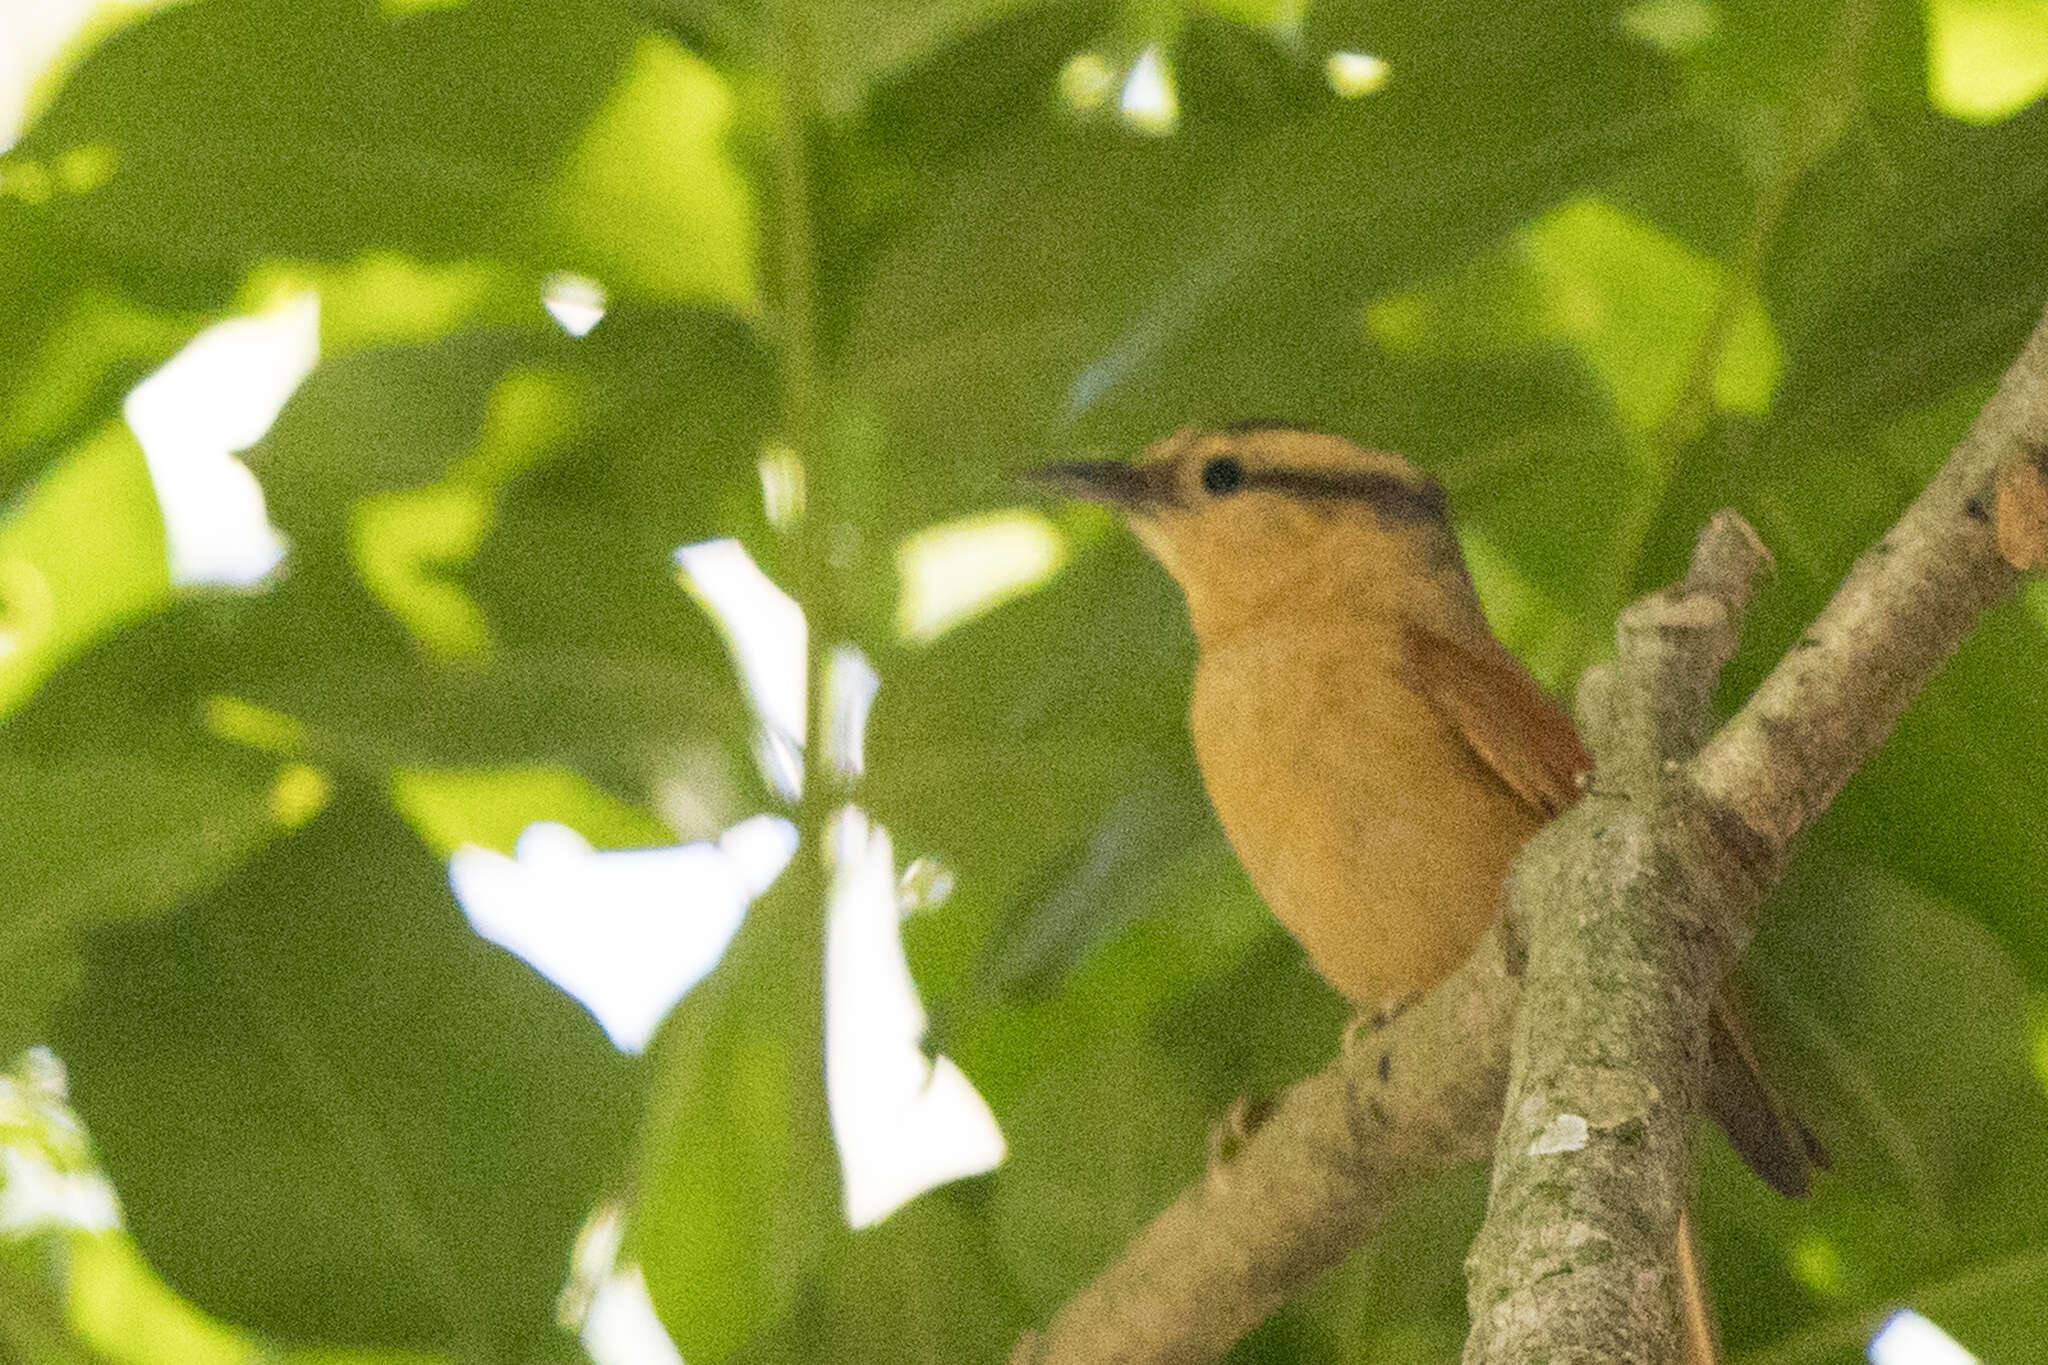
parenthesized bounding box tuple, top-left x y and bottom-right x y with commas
(1028, 422, 1821, 1361)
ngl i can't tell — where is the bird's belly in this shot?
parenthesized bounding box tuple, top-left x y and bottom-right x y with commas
(1192, 651, 1541, 1008)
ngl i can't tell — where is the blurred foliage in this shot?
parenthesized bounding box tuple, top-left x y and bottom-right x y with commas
(2, 0, 2047, 1363)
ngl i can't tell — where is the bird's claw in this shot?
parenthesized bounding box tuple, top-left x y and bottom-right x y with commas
(1341, 991, 1421, 1061)
(1206, 1092, 1277, 1171)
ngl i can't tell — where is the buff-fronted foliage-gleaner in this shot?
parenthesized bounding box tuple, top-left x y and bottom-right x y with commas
(1031, 423, 1826, 1364)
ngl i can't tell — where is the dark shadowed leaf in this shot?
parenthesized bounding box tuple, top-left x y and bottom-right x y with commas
(51, 790, 637, 1355)
(984, 1027, 1207, 1313)
(735, 1190, 1027, 1365)
(0, 746, 277, 1058)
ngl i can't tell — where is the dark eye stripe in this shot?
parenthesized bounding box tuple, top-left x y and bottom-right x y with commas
(1238, 467, 1448, 523)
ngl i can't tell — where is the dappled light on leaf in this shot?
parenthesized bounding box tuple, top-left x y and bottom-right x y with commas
(1868, 1309, 1978, 1365)
(1926, 0, 2048, 124)
(125, 293, 315, 586)
(826, 809, 1004, 1229)
(1454, 526, 1580, 690)
(1324, 51, 1389, 98)
(825, 643, 879, 779)
(50, 141, 113, 194)
(896, 508, 1068, 644)
(542, 271, 608, 338)
(1120, 46, 1179, 136)
(391, 763, 672, 856)
(542, 35, 754, 309)
(343, 360, 594, 659)
(1367, 197, 1782, 434)
(0, 158, 52, 204)
(0, 557, 53, 665)
(1060, 51, 1119, 114)
(450, 814, 797, 1053)
(2032, 997, 2048, 1098)
(266, 761, 330, 829)
(0, 427, 167, 718)
(1620, 0, 1720, 53)
(67, 1231, 268, 1365)
(242, 252, 526, 353)
(676, 537, 807, 801)
(349, 483, 493, 659)
(758, 444, 806, 531)
(380, 0, 468, 17)
(1788, 1230, 1848, 1298)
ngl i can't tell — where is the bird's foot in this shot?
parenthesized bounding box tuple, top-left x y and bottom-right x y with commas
(1206, 1091, 1278, 1172)
(1340, 991, 1421, 1062)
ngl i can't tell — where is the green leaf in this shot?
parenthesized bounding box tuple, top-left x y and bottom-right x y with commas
(1764, 100, 2048, 446)
(644, 0, 1083, 119)
(0, 423, 168, 719)
(983, 1027, 1206, 1312)
(51, 790, 637, 1356)
(1701, 856, 2048, 1352)
(842, 0, 1673, 543)
(0, 287, 201, 495)
(14, 0, 639, 308)
(0, 203, 95, 497)
(868, 538, 1199, 1009)
(1372, 197, 1781, 430)
(1927, 0, 2048, 122)
(536, 34, 757, 309)
(2, 578, 754, 816)
(736, 1192, 1027, 1365)
(67, 1232, 268, 1365)
(0, 746, 280, 1057)
(969, 763, 1217, 1003)
(389, 765, 675, 856)
(245, 331, 561, 549)
(4, 306, 776, 813)
(633, 851, 842, 1363)
(0, 1243, 94, 1365)
(1292, 1163, 1490, 1365)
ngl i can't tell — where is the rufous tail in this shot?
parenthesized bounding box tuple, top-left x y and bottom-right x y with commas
(1678, 1207, 1722, 1365)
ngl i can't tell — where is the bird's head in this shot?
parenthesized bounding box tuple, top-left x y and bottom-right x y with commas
(1027, 423, 1468, 644)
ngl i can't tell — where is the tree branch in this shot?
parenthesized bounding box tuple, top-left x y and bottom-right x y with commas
(1461, 517, 1771, 1365)
(1692, 313, 2048, 851)
(1009, 298, 2048, 1365)
(1013, 928, 1519, 1365)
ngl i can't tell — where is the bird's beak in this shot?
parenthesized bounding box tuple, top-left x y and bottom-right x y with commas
(1019, 459, 1176, 511)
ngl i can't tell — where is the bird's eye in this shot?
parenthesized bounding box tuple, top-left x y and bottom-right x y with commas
(1202, 456, 1245, 495)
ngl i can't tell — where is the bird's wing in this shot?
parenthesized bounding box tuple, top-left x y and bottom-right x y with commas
(1404, 619, 1825, 1199)
(1400, 622, 1589, 818)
